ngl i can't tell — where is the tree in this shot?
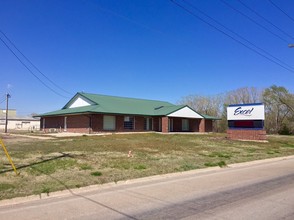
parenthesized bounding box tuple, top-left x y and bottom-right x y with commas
(178, 94, 223, 117)
(224, 87, 262, 105)
(178, 94, 223, 132)
(262, 85, 294, 134)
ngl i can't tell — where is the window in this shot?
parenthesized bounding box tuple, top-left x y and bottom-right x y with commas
(124, 116, 134, 130)
(103, 115, 116, 130)
(144, 118, 153, 130)
(182, 119, 189, 131)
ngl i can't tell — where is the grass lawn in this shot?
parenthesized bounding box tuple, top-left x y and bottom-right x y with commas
(0, 132, 294, 200)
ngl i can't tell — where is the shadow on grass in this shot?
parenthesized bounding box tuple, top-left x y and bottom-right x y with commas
(0, 152, 138, 220)
(0, 152, 73, 174)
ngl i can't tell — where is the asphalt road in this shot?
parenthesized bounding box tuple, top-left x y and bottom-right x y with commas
(0, 156, 293, 220)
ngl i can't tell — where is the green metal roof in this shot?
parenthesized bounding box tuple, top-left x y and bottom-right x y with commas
(200, 114, 221, 120)
(37, 92, 217, 119)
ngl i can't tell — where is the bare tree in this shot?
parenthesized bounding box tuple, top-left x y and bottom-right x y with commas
(224, 87, 262, 105)
(262, 85, 294, 134)
(178, 94, 223, 117)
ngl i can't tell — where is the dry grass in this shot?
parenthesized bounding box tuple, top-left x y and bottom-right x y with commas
(0, 132, 293, 200)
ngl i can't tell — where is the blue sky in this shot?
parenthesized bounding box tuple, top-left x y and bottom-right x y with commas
(1, 0, 294, 115)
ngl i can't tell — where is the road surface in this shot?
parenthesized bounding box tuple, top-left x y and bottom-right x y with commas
(0, 156, 293, 219)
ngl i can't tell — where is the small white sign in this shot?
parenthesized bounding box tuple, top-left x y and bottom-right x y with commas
(227, 103, 265, 120)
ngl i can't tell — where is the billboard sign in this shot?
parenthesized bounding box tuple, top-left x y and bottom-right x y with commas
(227, 103, 265, 120)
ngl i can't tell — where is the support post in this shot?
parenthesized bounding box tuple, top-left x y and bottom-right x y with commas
(161, 117, 169, 133)
(5, 93, 11, 133)
(0, 138, 19, 175)
(199, 119, 206, 132)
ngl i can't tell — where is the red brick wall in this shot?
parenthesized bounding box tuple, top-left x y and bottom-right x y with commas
(162, 117, 169, 133)
(205, 120, 213, 132)
(199, 119, 205, 132)
(42, 116, 64, 132)
(172, 118, 182, 132)
(227, 129, 267, 141)
(153, 117, 161, 131)
(135, 116, 145, 131)
(91, 114, 103, 132)
(66, 115, 90, 133)
(115, 115, 124, 131)
(42, 115, 90, 133)
(190, 119, 200, 132)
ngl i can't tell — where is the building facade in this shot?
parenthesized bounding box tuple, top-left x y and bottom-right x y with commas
(0, 109, 40, 131)
(38, 93, 218, 134)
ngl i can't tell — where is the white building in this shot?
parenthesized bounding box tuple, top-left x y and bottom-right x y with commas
(0, 109, 40, 131)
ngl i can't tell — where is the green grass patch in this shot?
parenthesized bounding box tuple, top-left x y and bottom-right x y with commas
(204, 161, 227, 168)
(91, 171, 102, 176)
(0, 183, 15, 191)
(79, 163, 93, 170)
(208, 152, 231, 159)
(134, 164, 147, 170)
(179, 163, 198, 171)
(28, 158, 77, 175)
(41, 186, 50, 195)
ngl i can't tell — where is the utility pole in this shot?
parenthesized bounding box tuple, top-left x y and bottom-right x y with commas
(5, 93, 11, 133)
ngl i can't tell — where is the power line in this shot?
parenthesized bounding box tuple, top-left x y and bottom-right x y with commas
(0, 30, 72, 96)
(238, 0, 294, 41)
(0, 98, 6, 105)
(220, 0, 289, 44)
(169, 0, 294, 74)
(181, 0, 294, 71)
(0, 35, 69, 98)
(268, 0, 294, 24)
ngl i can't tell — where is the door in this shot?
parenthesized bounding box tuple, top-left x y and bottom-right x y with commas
(103, 115, 116, 130)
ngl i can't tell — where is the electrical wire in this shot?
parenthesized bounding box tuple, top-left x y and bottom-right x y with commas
(220, 0, 289, 43)
(0, 35, 69, 98)
(0, 98, 6, 105)
(169, 0, 294, 73)
(0, 30, 72, 96)
(238, 0, 294, 41)
(181, 0, 294, 71)
(268, 0, 294, 24)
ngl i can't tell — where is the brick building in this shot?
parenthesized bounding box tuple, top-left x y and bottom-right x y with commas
(37, 92, 218, 133)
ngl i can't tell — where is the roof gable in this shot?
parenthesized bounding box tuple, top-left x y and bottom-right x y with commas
(63, 93, 96, 109)
(167, 106, 203, 118)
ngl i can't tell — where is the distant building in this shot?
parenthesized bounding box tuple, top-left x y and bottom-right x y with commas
(0, 109, 40, 131)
